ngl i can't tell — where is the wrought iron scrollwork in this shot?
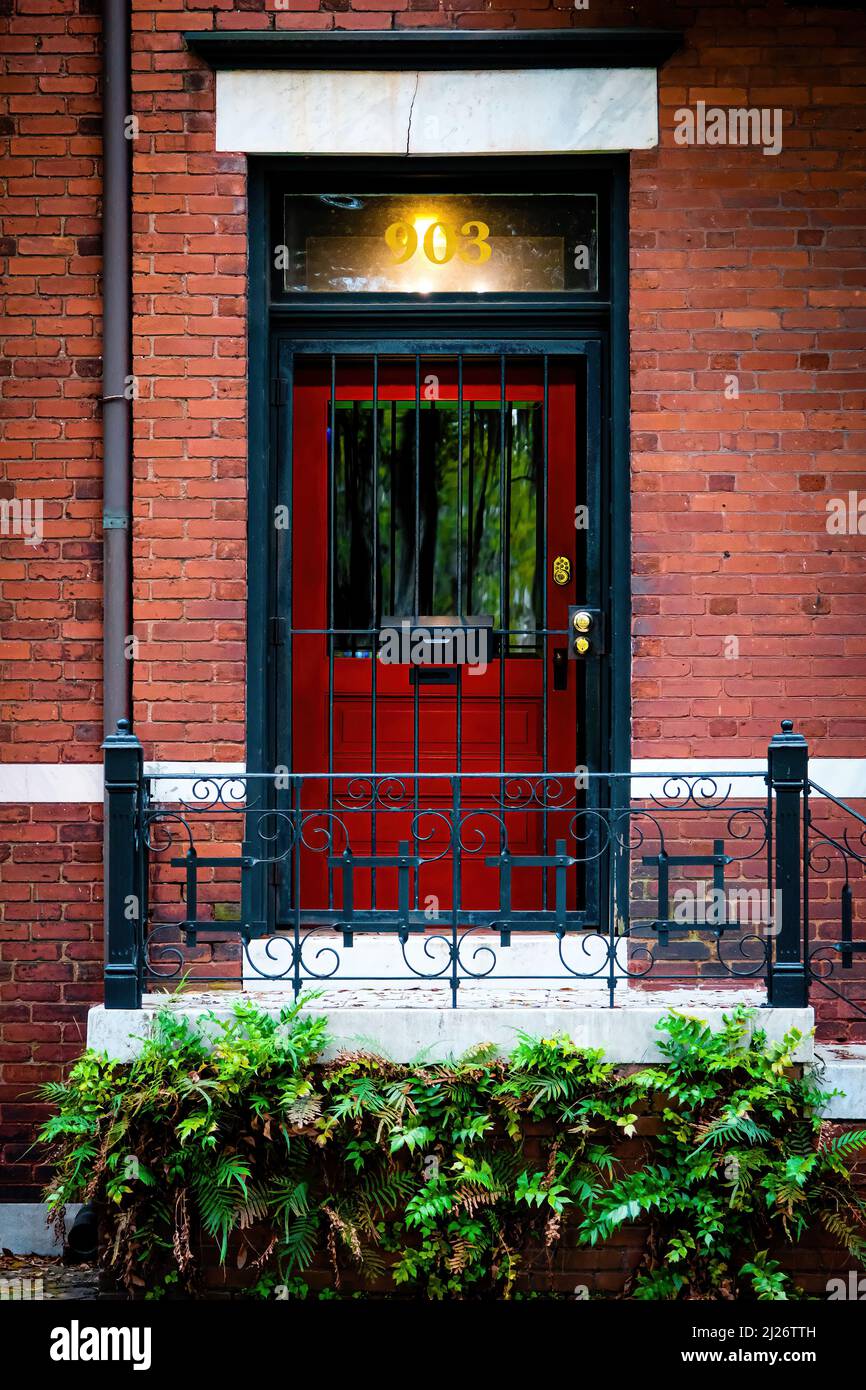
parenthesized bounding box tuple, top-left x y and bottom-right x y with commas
(135, 767, 787, 1008)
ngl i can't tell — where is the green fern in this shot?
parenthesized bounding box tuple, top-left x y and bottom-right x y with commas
(36, 999, 866, 1301)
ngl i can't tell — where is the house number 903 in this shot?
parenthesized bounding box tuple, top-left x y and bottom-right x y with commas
(384, 220, 492, 266)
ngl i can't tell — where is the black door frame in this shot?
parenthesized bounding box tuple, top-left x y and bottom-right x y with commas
(245, 156, 632, 930)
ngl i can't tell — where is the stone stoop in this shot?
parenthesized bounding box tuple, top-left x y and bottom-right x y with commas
(87, 988, 815, 1065)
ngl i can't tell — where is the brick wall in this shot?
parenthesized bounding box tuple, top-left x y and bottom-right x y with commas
(2, 0, 866, 1194)
(190, 1216, 856, 1299)
(122, 0, 866, 760)
(1, 0, 104, 1197)
(0, 803, 102, 1198)
(0, 0, 103, 762)
(630, 2, 866, 759)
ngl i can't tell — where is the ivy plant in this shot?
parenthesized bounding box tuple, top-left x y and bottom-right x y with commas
(39, 1002, 866, 1300)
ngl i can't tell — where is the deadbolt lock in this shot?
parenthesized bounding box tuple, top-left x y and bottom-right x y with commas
(567, 605, 604, 659)
(552, 555, 571, 586)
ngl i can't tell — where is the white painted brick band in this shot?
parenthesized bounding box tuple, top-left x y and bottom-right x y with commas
(1, 759, 863, 803)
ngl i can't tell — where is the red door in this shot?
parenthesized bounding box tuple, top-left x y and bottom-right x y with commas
(286, 352, 593, 923)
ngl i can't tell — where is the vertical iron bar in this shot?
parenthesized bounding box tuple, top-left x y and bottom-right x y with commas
(608, 810, 617, 1007)
(184, 848, 198, 928)
(457, 355, 463, 616)
(371, 355, 379, 912)
(351, 401, 359, 646)
(455, 362, 464, 971)
(803, 775, 810, 988)
(499, 356, 506, 864)
(328, 354, 336, 911)
(766, 766, 773, 958)
(451, 775, 461, 1009)
(414, 354, 421, 617)
(468, 401, 475, 612)
(554, 839, 567, 933)
(284, 357, 295, 924)
(413, 356, 421, 910)
(842, 881, 853, 968)
(504, 388, 513, 643)
(292, 775, 302, 1000)
(389, 400, 396, 613)
(658, 849, 670, 919)
(542, 355, 549, 909)
(499, 354, 506, 763)
(456, 359, 464, 779)
(455, 363, 465, 1005)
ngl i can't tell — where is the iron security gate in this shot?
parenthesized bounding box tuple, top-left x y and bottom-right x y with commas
(266, 342, 608, 938)
(103, 718, 866, 1017)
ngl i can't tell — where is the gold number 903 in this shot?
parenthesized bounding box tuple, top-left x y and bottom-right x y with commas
(384, 220, 492, 266)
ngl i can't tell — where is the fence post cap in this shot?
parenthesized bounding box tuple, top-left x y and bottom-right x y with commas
(102, 716, 142, 752)
(768, 719, 808, 785)
(769, 718, 807, 748)
(102, 718, 143, 782)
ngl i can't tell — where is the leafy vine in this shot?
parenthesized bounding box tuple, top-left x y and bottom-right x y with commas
(40, 1003, 866, 1300)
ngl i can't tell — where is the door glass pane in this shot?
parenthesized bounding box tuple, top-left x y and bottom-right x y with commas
(333, 394, 542, 655)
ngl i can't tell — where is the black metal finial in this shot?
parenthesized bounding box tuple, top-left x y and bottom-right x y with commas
(781, 719, 794, 733)
(116, 717, 131, 733)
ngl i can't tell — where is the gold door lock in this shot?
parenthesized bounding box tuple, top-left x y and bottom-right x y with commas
(567, 606, 601, 659)
(552, 555, 571, 586)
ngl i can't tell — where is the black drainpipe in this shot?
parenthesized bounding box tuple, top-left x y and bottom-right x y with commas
(101, 0, 132, 734)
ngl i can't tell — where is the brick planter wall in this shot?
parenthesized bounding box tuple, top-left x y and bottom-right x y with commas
(106, 1106, 866, 1300)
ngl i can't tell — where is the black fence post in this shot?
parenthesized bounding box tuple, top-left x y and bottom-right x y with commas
(102, 717, 144, 1009)
(767, 719, 809, 1008)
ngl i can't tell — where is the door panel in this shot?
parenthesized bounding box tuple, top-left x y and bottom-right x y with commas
(278, 348, 602, 921)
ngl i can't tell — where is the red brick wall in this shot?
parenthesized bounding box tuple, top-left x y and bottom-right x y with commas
(0, 0, 103, 762)
(192, 1217, 856, 1299)
(0, 803, 102, 1197)
(1, 0, 104, 1197)
(122, 0, 866, 761)
(2, 0, 866, 1195)
(630, 3, 866, 760)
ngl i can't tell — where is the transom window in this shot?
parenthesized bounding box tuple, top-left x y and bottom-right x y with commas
(281, 193, 598, 294)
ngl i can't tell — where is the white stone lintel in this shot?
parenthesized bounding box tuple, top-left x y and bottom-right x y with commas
(215, 67, 659, 156)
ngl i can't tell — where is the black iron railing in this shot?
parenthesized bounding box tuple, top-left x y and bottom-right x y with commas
(98, 718, 866, 1019)
(804, 779, 866, 1023)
